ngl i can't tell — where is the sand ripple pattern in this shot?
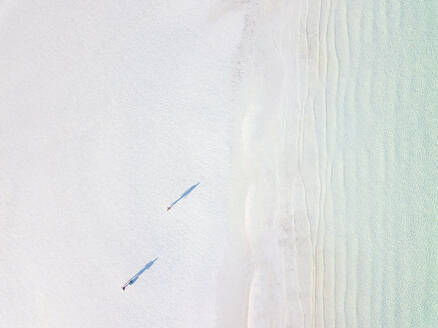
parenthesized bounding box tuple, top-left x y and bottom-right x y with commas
(238, 0, 438, 327)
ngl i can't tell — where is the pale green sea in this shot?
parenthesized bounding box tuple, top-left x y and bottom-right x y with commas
(311, 0, 438, 327)
(230, 1, 436, 326)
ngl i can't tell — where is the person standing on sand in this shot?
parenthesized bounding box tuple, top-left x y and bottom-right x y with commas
(122, 258, 158, 290)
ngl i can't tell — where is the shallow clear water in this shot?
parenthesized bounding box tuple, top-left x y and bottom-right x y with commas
(239, 1, 438, 327)
(308, 0, 438, 326)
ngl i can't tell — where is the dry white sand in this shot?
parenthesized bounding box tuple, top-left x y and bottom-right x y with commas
(0, 2, 246, 327)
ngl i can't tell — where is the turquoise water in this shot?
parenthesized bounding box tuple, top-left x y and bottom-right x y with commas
(235, 1, 437, 326)
(309, 0, 438, 326)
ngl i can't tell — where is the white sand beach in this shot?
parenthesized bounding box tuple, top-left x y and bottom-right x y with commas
(0, 1, 246, 327)
(2, 1, 438, 327)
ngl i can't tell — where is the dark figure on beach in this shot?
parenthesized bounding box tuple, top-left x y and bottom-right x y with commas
(122, 258, 158, 290)
(167, 182, 200, 211)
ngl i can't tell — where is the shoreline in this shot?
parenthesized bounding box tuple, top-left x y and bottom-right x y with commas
(226, 1, 315, 326)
